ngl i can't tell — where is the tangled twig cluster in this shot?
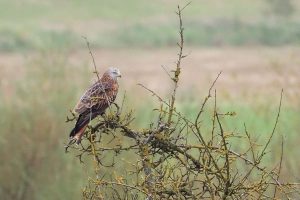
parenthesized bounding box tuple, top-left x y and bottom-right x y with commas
(66, 4, 299, 200)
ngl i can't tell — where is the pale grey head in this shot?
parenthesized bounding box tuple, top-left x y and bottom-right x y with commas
(105, 67, 122, 80)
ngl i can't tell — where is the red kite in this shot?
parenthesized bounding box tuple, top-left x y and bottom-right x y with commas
(69, 67, 121, 144)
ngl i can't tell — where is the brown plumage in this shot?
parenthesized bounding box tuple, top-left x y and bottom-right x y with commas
(70, 67, 121, 144)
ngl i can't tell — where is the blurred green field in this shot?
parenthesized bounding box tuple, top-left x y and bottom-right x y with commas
(0, 0, 300, 199)
(1, 0, 300, 51)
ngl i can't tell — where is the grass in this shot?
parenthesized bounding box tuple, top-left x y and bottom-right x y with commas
(0, 53, 88, 199)
(0, 0, 265, 23)
(2, 19, 300, 52)
(1, 0, 300, 52)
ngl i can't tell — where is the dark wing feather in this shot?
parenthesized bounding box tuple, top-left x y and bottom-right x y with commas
(74, 81, 114, 114)
(69, 106, 103, 137)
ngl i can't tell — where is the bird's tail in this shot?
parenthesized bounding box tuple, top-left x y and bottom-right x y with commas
(69, 114, 89, 144)
(70, 114, 83, 137)
(69, 111, 102, 144)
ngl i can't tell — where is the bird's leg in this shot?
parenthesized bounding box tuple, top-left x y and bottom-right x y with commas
(65, 126, 86, 152)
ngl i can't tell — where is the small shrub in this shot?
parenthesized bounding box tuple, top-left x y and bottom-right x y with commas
(66, 4, 300, 199)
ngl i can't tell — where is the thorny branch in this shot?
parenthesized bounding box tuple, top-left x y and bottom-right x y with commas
(82, 36, 113, 115)
(82, 36, 100, 81)
(167, 4, 189, 126)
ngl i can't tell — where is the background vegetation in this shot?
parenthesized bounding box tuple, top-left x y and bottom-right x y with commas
(1, 0, 300, 51)
(0, 0, 299, 199)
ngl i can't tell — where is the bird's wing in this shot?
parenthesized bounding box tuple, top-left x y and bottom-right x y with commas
(74, 81, 114, 114)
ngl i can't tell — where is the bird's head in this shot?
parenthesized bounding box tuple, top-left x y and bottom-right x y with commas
(106, 67, 122, 80)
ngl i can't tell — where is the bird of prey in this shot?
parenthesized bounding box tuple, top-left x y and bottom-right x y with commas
(69, 67, 121, 144)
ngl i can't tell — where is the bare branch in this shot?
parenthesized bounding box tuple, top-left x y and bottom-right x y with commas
(273, 135, 284, 198)
(259, 89, 283, 160)
(82, 36, 100, 81)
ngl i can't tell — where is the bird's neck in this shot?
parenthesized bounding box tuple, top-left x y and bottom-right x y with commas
(100, 75, 118, 83)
